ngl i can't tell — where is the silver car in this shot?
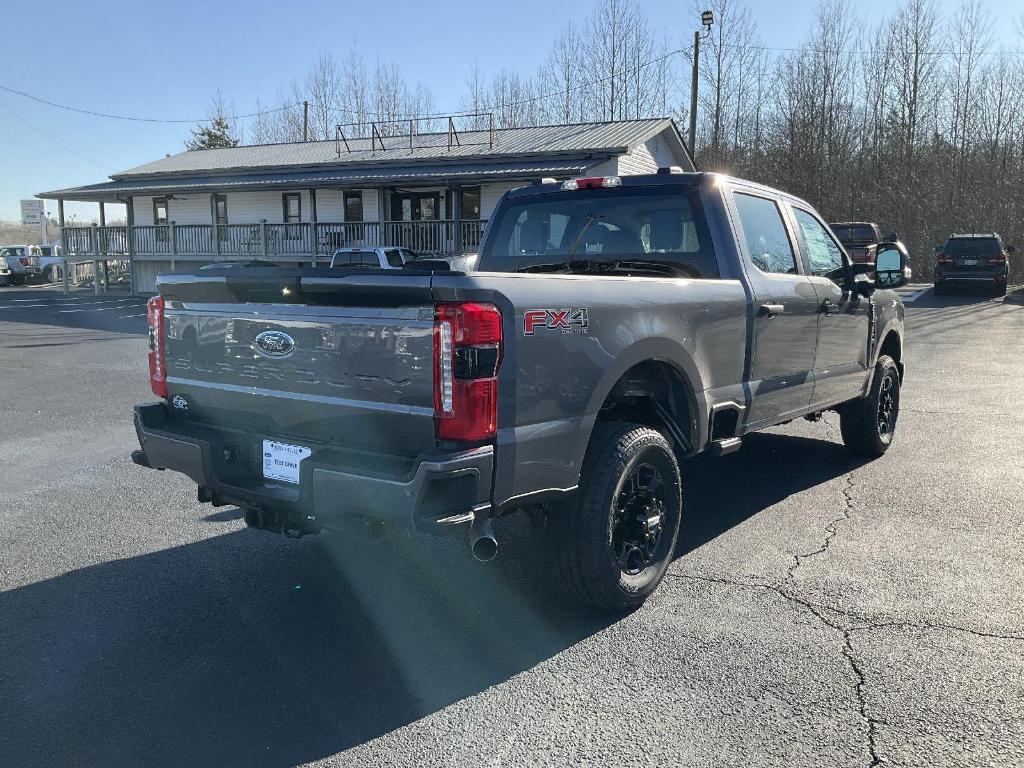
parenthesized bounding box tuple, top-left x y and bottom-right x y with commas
(329, 246, 417, 269)
(0, 245, 38, 286)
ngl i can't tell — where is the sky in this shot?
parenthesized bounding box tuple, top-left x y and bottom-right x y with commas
(1, 0, 1021, 223)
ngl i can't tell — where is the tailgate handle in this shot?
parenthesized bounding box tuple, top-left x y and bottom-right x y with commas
(759, 303, 785, 317)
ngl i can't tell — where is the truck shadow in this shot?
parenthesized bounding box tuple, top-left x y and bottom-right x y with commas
(0, 430, 854, 767)
(678, 430, 864, 556)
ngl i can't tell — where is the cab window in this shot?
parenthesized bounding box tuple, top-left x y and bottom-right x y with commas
(732, 192, 797, 275)
(792, 207, 845, 279)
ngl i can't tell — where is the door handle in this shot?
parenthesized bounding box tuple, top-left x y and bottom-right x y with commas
(759, 303, 785, 317)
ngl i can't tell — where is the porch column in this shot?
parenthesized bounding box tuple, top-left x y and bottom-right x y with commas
(98, 201, 106, 227)
(377, 188, 387, 248)
(126, 196, 137, 294)
(308, 188, 318, 263)
(206, 193, 220, 259)
(450, 183, 463, 257)
(58, 199, 68, 295)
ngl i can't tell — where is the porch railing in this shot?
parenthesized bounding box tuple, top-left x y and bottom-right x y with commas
(61, 220, 487, 260)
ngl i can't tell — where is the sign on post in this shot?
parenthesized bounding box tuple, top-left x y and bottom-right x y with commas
(20, 199, 44, 226)
(20, 199, 48, 244)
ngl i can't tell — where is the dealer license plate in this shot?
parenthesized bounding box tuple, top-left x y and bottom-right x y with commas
(262, 440, 311, 484)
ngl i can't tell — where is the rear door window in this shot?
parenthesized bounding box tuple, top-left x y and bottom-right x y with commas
(732, 193, 798, 275)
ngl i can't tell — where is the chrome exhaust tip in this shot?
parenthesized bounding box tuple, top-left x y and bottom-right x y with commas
(469, 515, 498, 562)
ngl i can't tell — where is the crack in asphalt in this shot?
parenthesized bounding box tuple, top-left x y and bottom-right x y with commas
(670, 425, 1024, 764)
(683, 416, 883, 766)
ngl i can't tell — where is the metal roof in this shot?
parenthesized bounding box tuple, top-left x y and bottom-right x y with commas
(111, 118, 682, 178)
(37, 157, 598, 202)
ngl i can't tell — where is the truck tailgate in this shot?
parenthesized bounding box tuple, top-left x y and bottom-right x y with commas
(158, 270, 438, 456)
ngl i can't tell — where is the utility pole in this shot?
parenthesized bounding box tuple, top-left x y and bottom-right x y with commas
(303, 100, 309, 142)
(689, 10, 715, 160)
(689, 30, 700, 159)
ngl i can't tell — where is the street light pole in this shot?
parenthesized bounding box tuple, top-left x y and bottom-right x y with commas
(689, 10, 715, 160)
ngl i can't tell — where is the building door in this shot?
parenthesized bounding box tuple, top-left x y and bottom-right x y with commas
(390, 191, 440, 251)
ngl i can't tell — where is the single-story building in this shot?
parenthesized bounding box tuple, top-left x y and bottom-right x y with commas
(37, 117, 694, 293)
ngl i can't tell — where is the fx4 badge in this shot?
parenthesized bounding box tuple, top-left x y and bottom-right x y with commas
(524, 308, 589, 336)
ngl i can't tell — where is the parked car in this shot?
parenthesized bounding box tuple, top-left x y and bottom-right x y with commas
(131, 171, 908, 611)
(0, 245, 38, 285)
(330, 246, 417, 269)
(31, 244, 63, 282)
(933, 233, 1014, 296)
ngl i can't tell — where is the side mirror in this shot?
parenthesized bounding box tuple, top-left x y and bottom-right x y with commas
(875, 244, 908, 289)
(934, 245, 942, 253)
(1007, 245, 1016, 254)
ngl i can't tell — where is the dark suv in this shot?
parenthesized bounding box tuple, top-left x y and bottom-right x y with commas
(934, 234, 1014, 296)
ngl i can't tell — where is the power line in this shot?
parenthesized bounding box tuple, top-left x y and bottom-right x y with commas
(0, 83, 303, 124)
(0, 99, 109, 169)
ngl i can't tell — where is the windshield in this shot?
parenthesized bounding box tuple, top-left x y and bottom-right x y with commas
(830, 224, 875, 243)
(943, 237, 1000, 256)
(480, 186, 719, 278)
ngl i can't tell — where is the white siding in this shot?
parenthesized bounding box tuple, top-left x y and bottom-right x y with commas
(131, 189, 384, 226)
(480, 182, 523, 219)
(616, 143, 660, 175)
(644, 134, 679, 169)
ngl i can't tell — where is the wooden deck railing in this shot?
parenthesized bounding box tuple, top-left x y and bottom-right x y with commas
(60, 220, 487, 260)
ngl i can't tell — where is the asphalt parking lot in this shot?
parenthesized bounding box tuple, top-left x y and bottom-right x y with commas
(1, 283, 1022, 768)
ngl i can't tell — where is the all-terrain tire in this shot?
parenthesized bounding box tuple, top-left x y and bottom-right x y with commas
(550, 421, 682, 612)
(839, 354, 901, 458)
(994, 281, 1008, 297)
(932, 282, 946, 296)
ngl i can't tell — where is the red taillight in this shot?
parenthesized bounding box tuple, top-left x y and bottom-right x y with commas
(937, 253, 954, 264)
(434, 302, 502, 442)
(147, 295, 167, 398)
(986, 253, 1007, 265)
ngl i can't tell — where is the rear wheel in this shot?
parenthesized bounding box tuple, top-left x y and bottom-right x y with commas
(932, 282, 946, 296)
(840, 355, 901, 457)
(550, 422, 682, 612)
(994, 281, 1007, 297)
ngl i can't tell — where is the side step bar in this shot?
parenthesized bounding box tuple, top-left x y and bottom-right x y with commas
(709, 437, 742, 456)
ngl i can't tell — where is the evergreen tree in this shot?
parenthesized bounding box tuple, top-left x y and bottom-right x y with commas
(186, 115, 240, 150)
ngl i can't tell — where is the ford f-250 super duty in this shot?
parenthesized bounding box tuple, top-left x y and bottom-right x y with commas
(132, 171, 908, 610)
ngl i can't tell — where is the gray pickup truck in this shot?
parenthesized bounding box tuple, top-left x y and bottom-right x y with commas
(132, 171, 908, 610)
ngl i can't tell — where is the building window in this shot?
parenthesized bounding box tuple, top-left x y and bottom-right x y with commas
(344, 191, 363, 222)
(153, 197, 169, 242)
(461, 187, 481, 219)
(212, 194, 228, 240)
(282, 192, 302, 240)
(213, 194, 228, 225)
(153, 197, 168, 225)
(282, 193, 301, 224)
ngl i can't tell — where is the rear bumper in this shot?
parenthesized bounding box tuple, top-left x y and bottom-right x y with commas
(935, 267, 1006, 283)
(132, 403, 493, 534)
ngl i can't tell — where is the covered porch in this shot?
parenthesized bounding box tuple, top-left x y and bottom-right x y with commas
(41, 156, 590, 293)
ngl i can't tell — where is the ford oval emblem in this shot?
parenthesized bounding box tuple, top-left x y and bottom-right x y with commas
(254, 330, 296, 359)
